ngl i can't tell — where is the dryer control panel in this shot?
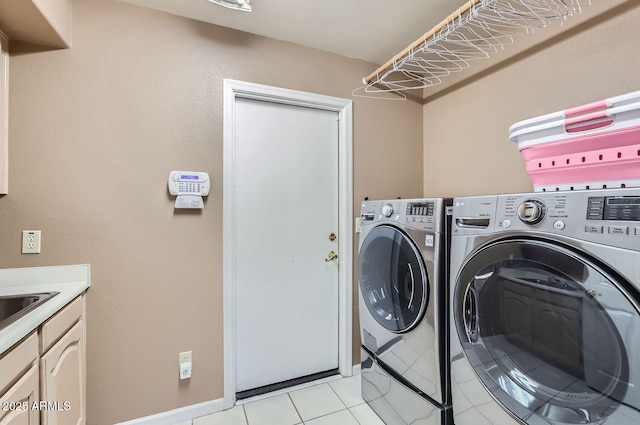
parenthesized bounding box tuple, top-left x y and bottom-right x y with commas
(494, 188, 640, 251)
(587, 196, 640, 221)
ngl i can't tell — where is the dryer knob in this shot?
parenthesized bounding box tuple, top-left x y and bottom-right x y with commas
(517, 200, 545, 224)
(381, 204, 394, 218)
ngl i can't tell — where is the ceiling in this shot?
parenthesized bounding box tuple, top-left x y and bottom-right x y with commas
(118, 0, 457, 65)
(118, 0, 629, 100)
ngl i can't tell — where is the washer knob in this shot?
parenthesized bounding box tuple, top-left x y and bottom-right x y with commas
(381, 204, 394, 218)
(517, 200, 545, 224)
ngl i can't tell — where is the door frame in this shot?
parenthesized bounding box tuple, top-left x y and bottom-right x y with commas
(222, 79, 353, 409)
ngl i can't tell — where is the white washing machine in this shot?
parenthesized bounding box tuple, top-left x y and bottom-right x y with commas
(358, 198, 452, 425)
(449, 188, 640, 425)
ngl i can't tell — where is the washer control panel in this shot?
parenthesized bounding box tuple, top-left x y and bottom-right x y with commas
(494, 189, 640, 251)
(406, 201, 436, 217)
(360, 198, 446, 232)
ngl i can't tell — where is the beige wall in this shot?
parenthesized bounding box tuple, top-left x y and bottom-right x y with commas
(12, 1, 636, 423)
(423, 2, 640, 198)
(0, 0, 423, 424)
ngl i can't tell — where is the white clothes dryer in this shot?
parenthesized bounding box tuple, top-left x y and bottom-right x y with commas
(358, 198, 452, 425)
(450, 189, 640, 425)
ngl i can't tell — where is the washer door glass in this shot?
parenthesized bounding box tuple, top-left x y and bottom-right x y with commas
(359, 225, 428, 333)
(453, 238, 640, 424)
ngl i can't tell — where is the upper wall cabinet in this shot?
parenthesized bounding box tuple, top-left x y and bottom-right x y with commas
(0, 0, 72, 49)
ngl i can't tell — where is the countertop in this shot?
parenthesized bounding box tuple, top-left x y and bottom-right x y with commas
(0, 264, 90, 354)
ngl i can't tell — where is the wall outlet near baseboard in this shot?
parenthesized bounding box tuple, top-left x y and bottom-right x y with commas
(179, 351, 192, 380)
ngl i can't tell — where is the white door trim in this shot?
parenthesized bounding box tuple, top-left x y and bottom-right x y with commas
(222, 79, 353, 409)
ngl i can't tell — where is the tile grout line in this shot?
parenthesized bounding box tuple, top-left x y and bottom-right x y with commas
(298, 407, 354, 425)
(287, 392, 305, 425)
(329, 376, 368, 409)
(327, 381, 349, 411)
(241, 403, 249, 425)
(326, 377, 369, 424)
(343, 404, 365, 425)
(311, 380, 365, 424)
(289, 381, 351, 424)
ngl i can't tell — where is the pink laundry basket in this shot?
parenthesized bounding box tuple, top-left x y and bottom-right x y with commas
(509, 90, 640, 192)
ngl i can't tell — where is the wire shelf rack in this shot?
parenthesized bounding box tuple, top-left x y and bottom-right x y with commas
(354, 0, 593, 99)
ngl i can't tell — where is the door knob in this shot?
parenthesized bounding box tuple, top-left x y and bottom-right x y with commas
(325, 251, 338, 262)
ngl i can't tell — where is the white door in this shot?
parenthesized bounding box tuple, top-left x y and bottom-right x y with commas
(232, 96, 340, 393)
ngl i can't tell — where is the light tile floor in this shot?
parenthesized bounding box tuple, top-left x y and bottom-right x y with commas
(178, 376, 386, 425)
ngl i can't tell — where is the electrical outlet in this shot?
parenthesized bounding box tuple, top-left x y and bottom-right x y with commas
(22, 230, 41, 254)
(179, 351, 192, 380)
(179, 351, 192, 364)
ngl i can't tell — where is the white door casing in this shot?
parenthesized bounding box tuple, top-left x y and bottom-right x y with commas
(222, 79, 353, 408)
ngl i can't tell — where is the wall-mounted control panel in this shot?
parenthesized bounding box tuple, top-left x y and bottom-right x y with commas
(168, 171, 210, 209)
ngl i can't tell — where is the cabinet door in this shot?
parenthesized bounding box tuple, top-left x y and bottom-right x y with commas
(40, 321, 84, 425)
(0, 364, 39, 425)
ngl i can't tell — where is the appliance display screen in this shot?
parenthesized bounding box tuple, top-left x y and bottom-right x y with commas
(406, 202, 434, 216)
(587, 196, 640, 221)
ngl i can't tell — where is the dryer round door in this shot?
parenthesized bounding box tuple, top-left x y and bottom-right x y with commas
(359, 225, 428, 333)
(452, 237, 640, 424)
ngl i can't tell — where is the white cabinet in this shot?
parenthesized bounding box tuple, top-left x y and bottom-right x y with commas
(39, 296, 85, 425)
(0, 294, 86, 425)
(0, 333, 40, 425)
(40, 322, 84, 425)
(0, 365, 40, 425)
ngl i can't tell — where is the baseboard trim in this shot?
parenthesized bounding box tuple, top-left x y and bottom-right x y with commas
(113, 365, 361, 425)
(113, 398, 223, 425)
